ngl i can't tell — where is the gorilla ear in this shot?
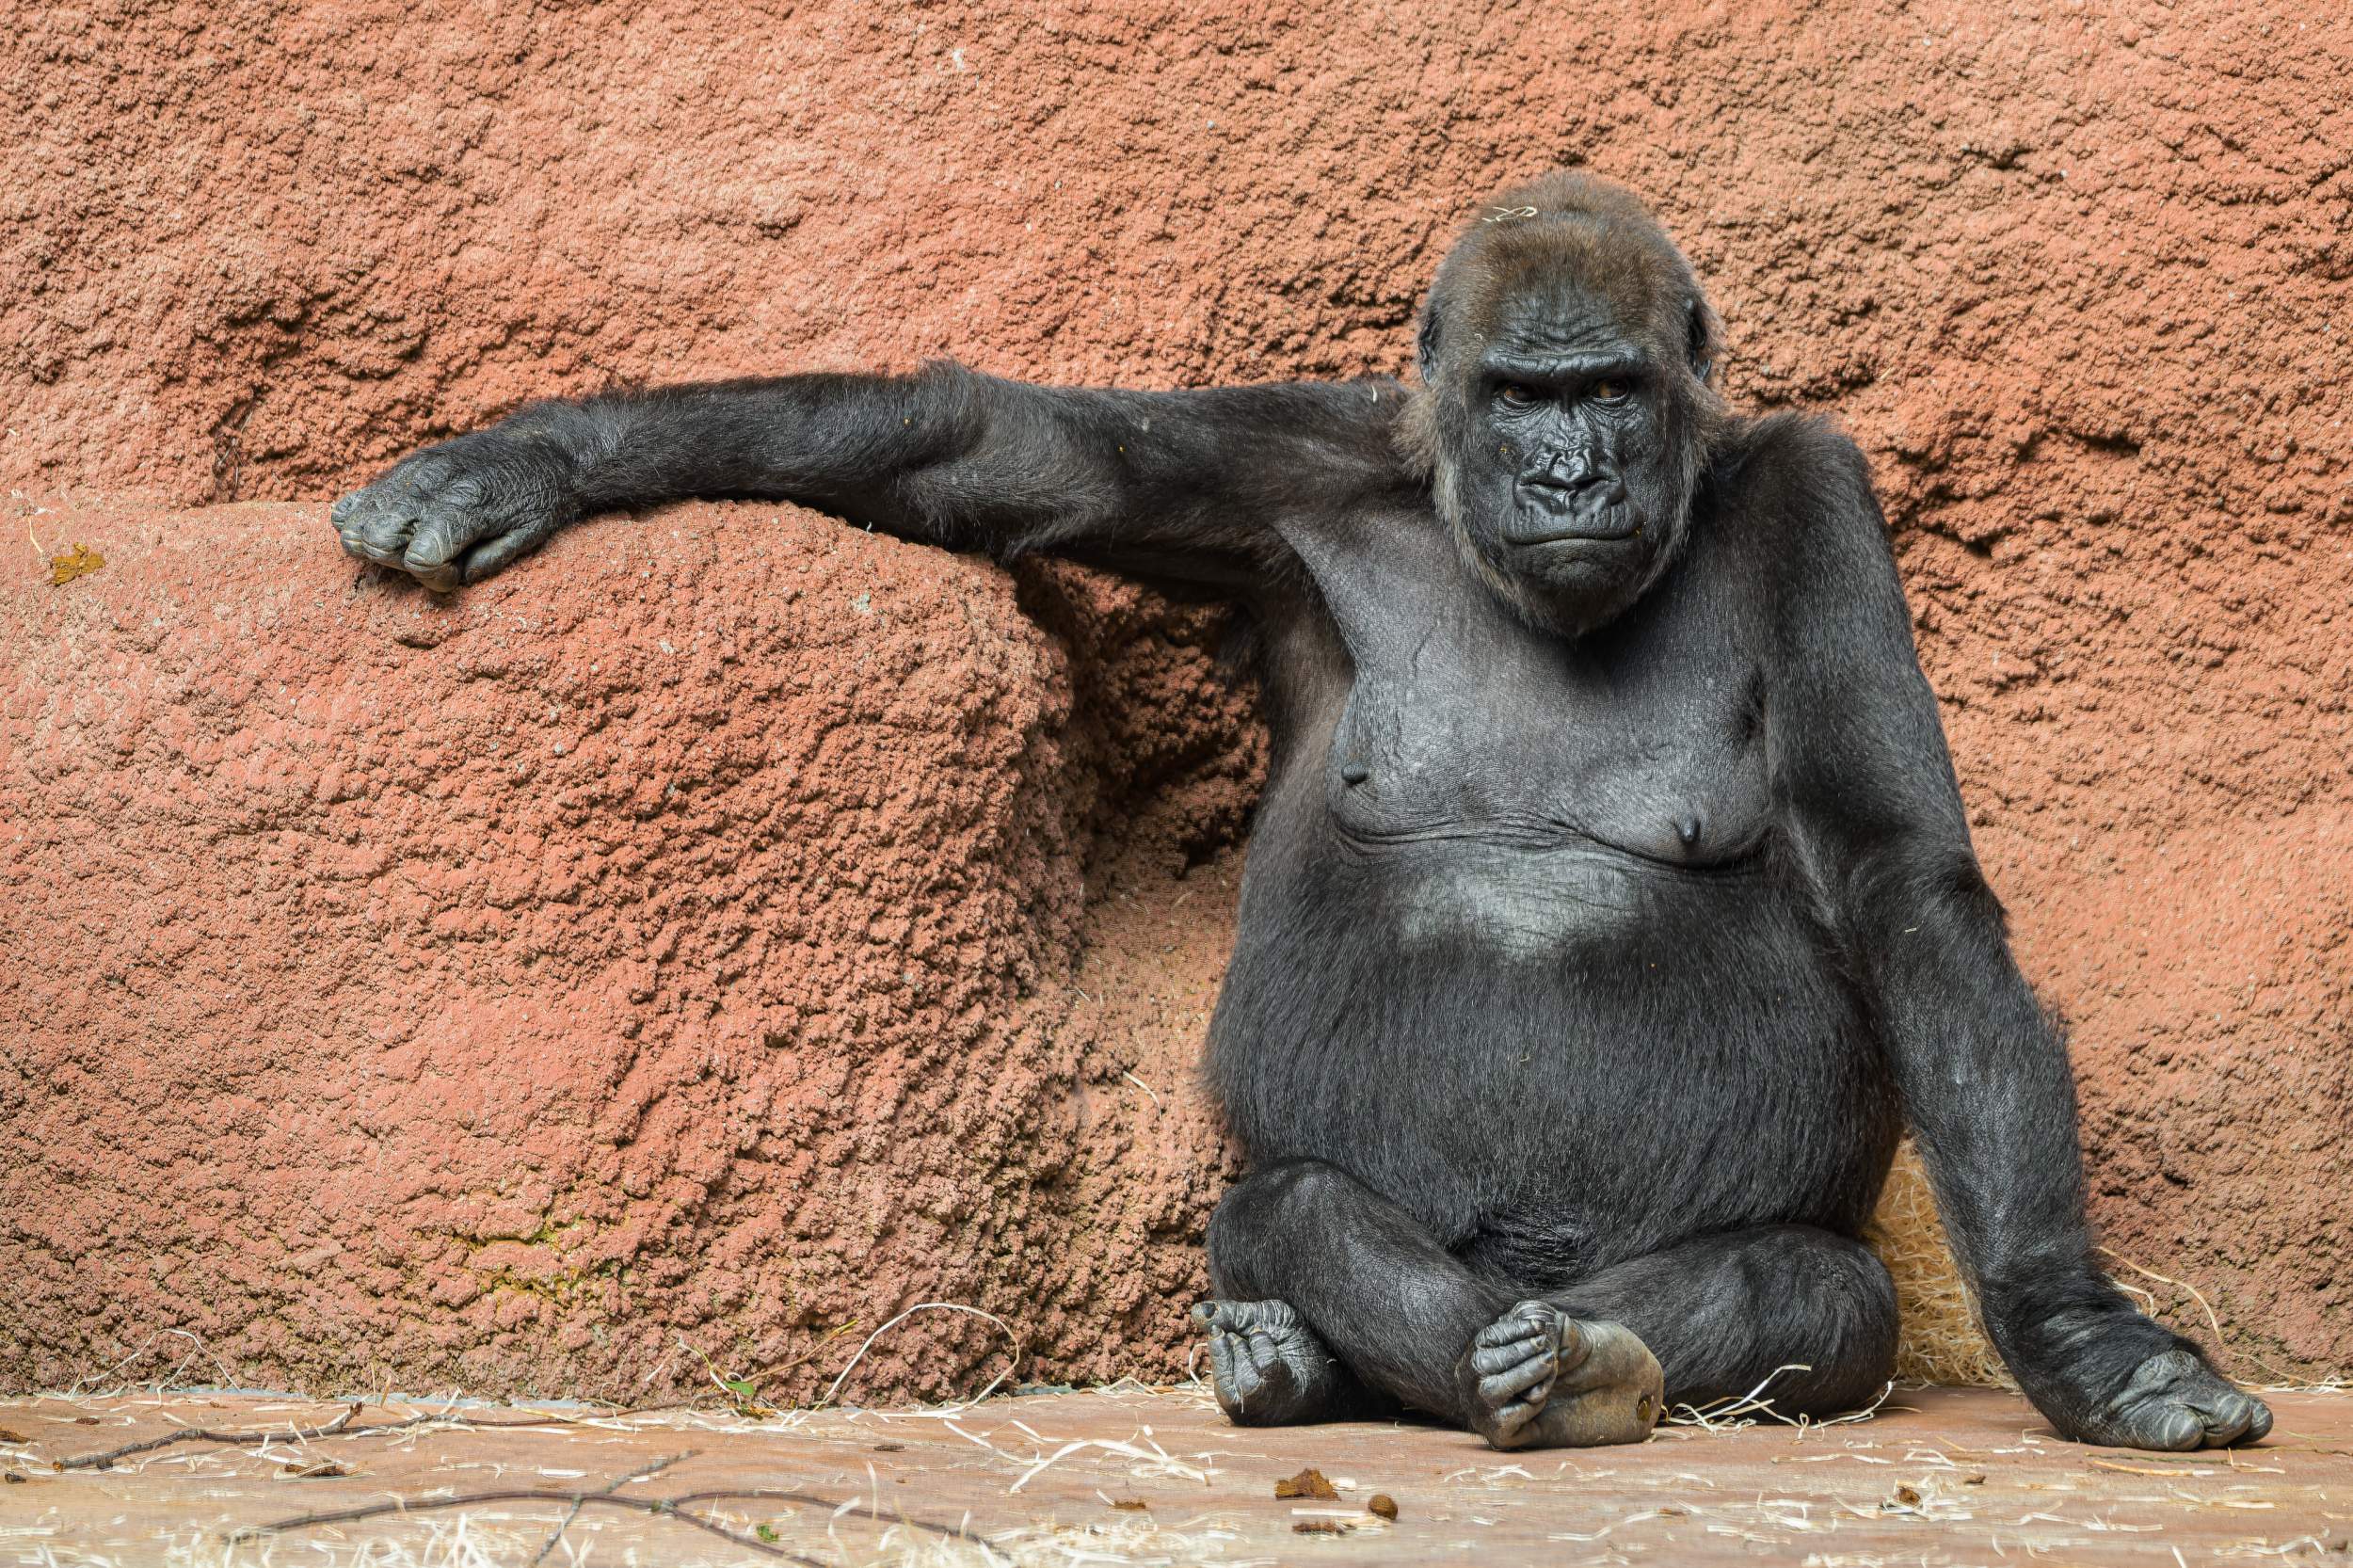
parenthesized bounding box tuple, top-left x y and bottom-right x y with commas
(1686, 296, 1719, 384)
(1417, 309, 1444, 381)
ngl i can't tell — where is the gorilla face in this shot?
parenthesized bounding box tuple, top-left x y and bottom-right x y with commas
(1403, 175, 1722, 637)
(1451, 294, 1690, 632)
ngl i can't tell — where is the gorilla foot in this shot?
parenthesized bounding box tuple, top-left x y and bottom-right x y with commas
(1460, 1302, 1663, 1450)
(1193, 1299, 1354, 1427)
(2087, 1350, 2272, 1450)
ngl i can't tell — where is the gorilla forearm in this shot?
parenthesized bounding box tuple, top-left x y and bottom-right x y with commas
(1843, 834, 2242, 1445)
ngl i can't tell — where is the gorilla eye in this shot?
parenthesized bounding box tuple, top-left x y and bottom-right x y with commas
(1591, 380, 1629, 403)
(1497, 383, 1541, 408)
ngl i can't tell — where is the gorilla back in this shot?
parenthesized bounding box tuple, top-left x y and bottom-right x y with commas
(330, 169, 2274, 1457)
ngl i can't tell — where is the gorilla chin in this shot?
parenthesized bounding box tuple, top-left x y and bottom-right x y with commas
(1462, 499, 1684, 638)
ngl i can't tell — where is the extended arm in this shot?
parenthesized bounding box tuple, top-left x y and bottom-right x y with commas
(330, 365, 1408, 593)
(1761, 424, 2268, 1449)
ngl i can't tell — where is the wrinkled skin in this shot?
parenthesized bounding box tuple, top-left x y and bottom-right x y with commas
(334, 172, 2270, 1453)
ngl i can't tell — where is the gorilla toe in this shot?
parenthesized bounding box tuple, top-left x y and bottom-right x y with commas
(1461, 1303, 1662, 1451)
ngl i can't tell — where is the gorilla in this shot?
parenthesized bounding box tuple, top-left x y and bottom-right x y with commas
(332, 172, 2271, 1452)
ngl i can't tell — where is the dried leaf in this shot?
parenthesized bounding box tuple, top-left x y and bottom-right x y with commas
(0, 1427, 24, 1444)
(1293, 1519, 1352, 1535)
(1367, 1493, 1400, 1521)
(1274, 1466, 1338, 1500)
(280, 1459, 347, 1479)
(49, 544, 105, 586)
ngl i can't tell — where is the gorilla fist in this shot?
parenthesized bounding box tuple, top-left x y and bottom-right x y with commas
(331, 426, 583, 593)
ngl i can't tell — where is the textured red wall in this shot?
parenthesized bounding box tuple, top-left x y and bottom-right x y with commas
(3, 1, 2346, 1398)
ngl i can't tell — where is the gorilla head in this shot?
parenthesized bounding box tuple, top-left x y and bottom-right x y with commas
(1401, 172, 1726, 636)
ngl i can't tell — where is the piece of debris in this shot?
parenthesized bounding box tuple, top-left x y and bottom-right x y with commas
(280, 1459, 348, 1479)
(3, 1472, 24, 1484)
(1367, 1493, 1399, 1521)
(1275, 1466, 1339, 1500)
(1110, 1498, 1149, 1512)
(48, 544, 105, 586)
(0, 1427, 24, 1444)
(873, 1441, 905, 1452)
(1293, 1519, 1353, 1535)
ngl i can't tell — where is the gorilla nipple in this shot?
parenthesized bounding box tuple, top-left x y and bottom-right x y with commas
(1676, 812, 1703, 849)
(1341, 761, 1371, 786)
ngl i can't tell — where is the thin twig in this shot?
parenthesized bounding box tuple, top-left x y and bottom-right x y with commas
(238, 1489, 824, 1564)
(528, 1497, 586, 1567)
(50, 1400, 612, 1471)
(531, 1448, 699, 1566)
(238, 1485, 1013, 1565)
(54, 1403, 365, 1469)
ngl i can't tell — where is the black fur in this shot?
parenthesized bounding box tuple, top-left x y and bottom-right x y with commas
(331, 171, 2269, 1452)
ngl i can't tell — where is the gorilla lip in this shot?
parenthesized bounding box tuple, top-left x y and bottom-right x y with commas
(1507, 488, 1640, 545)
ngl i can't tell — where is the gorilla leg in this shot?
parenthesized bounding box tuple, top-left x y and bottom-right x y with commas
(1552, 1225, 1899, 1416)
(1204, 1160, 1477, 1426)
(1203, 1160, 1662, 1448)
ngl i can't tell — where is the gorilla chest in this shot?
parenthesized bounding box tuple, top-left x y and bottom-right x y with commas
(1320, 595, 1769, 869)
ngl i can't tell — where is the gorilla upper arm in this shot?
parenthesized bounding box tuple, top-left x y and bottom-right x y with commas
(1739, 417, 1974, 889)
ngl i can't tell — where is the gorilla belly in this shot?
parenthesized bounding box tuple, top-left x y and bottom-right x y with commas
(1207, 822, 1897, 1288)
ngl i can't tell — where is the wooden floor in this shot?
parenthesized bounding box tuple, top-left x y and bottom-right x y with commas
(2, 1383, 2346, 1564)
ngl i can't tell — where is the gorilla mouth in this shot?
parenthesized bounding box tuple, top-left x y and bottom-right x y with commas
(1507, 481, 1640, 545)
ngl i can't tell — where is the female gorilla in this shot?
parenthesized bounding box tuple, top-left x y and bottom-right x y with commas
(332, 172, 2270, 1452)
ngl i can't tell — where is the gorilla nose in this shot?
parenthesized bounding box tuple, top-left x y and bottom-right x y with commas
(1522, 470, 1625, 509)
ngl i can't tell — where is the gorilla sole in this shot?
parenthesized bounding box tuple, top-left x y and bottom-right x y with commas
(332, 172, 2271, 1453)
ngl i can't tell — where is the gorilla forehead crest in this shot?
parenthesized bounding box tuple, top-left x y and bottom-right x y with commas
(1418, 172, 1718, 383)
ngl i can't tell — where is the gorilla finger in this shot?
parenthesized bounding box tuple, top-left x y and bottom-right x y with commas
(2148, 1405, 2203, 1450)
(1476, 1353, 1557, 1403)
(354, 507, 421, 565)
(1205, 1325, 1238, 1384)
(1474, 1303, 1555, 1348)
(2200, 1390, 2266, 1447)
(1468, 1336, 1554, 1376)
(403, 502, 513, 583)
(456, 520, 556, 584)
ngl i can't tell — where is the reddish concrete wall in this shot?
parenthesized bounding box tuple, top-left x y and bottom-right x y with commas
(2, 502, 1261, 1398)
(4, 1, 2348, 1397)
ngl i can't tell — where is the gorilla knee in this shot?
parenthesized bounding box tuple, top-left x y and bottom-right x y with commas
(1803, 1246, 1899, 1412)
(1207, 1160, 1353, 1298)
